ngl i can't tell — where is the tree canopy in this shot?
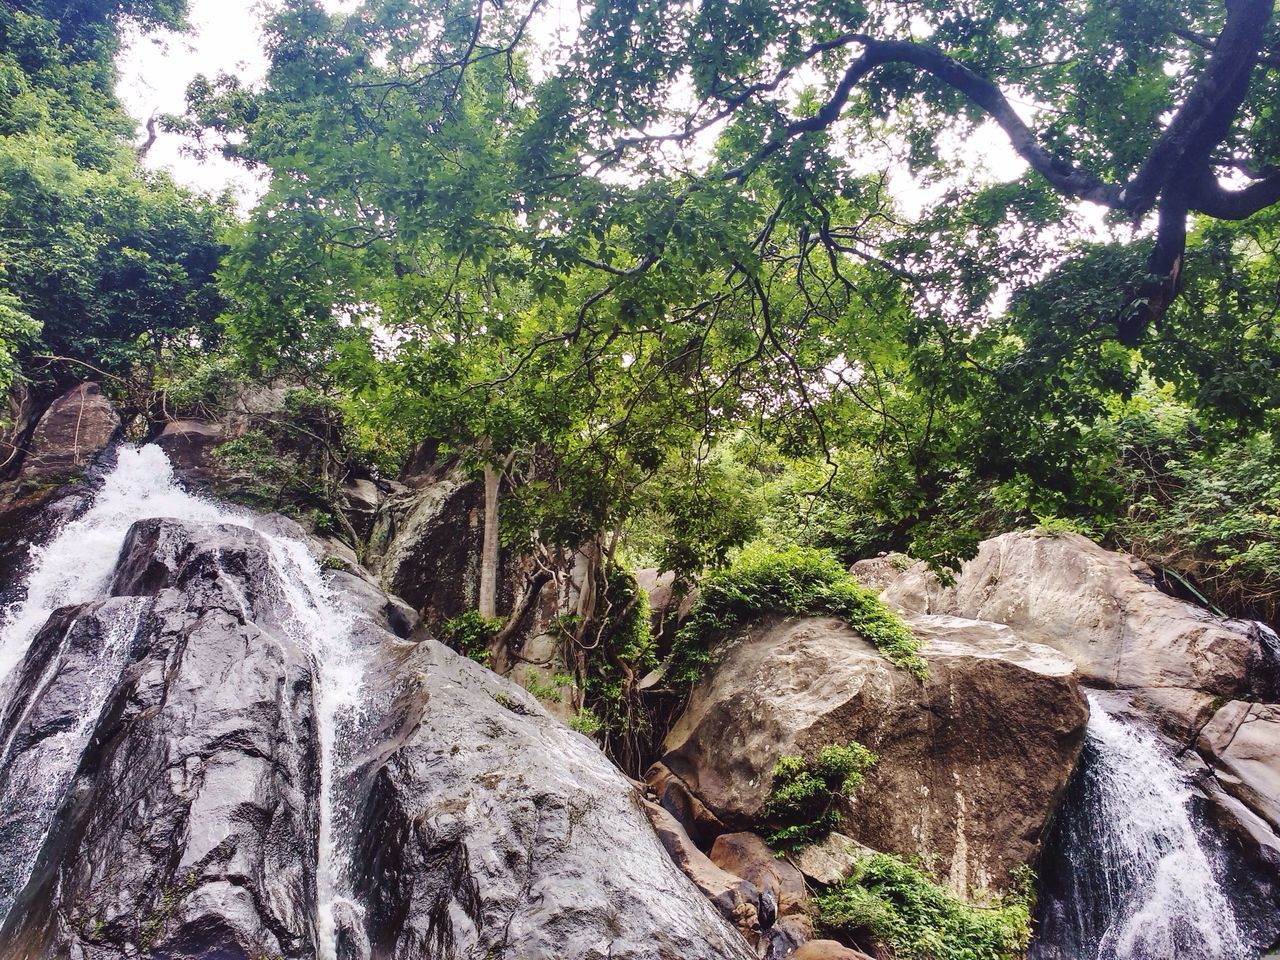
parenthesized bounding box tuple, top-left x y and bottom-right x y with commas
(0, 0, 229, 393)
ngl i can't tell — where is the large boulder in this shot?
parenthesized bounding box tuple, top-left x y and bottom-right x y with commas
(880, 530, 1280, 701)
(347, 637, 756, 960)
(651, 613, 1088, 898)
(12, 383, 120, 495)
(877, 530, 1280, 884)
(0, 513, 752, 959)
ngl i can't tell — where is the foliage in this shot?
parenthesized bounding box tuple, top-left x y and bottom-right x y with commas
(764, 741, 878, 850)
(440, 610, 503, 665)
(816, 855, 1034, 960)
(573, 563, 659, 770)
(0, 0, 229, 388)
(567, 708, 604, 736)
(668, 543, 925, 686)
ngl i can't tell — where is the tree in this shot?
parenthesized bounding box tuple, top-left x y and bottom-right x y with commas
(550, 0, 1280, 343)
(0, 0, 230, 395)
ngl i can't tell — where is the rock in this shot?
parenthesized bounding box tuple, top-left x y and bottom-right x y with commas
(637, 567, 698, 648)
(789, 832, 873, 887)
(709, 832, 808, 917)
(152, 419, 227, 484)
(881, 530, 1280, 700)
(642, 801, 764, 941)
(848, 553, 910, 593)
(0, 513, 754, 959)
(14, 383, 120, 494)
(350, 638, 755, 959)
(370, 471, 485, 628)
(0, 520, 319, 958)
(652, 613, 1088, 898)
(792, 940, 875, 960)
(1198, 701, 1280, 832)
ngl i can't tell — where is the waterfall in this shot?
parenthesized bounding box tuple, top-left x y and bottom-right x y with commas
(0, 445, 367, 957)
(1032, 694, 1257, 960)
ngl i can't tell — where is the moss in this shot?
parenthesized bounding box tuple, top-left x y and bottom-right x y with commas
(817, 855, 1033, 960)
(668, 542, 926, 685)
(764, 741, 878, 850)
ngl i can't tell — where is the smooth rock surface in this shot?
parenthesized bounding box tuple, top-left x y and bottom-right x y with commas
(1198, 701, 1280, 832)
(652, 613, 1088, 897)
(881, 530, 1280, 699)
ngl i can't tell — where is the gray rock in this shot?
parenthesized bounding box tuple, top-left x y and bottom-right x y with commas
(0, 515, 752, 959)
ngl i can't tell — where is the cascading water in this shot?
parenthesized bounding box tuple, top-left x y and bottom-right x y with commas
(1032, 694, 1258, 960)
(0, 445, 367, 958)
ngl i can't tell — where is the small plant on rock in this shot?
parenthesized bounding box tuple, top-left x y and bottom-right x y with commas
(668, 542, 925, 685)
(440, 610, 503, 664)
(764, 740, 878, 849)
(816, 854, 1033, 960)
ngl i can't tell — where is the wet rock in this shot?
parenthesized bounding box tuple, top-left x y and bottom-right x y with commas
(13, 383, 120, 495)
(652, 613, 1088, 898)
(1, 512, 754, 958)
(0, 520, 318, 959)
(881, 530, 1280, 700)
(350, 638, 755, 959)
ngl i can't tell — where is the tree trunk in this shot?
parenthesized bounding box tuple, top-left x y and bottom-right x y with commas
(478, 462, 500, 620)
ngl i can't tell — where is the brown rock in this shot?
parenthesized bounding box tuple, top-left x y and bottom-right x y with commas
(153, 419, 227, 483)
(792, 940, 875, 960)
(881, 530, 1279, 700)
(848, 553, 910, 593)
(710, 832, 808, 916)
(16, 382, 120, 491)
(641, 800, 763, 940)
(653, 613, 1088, 898)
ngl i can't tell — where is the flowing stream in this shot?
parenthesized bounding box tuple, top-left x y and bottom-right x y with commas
(0, 445, 366, 957)
(1032, 694, 1256, 959)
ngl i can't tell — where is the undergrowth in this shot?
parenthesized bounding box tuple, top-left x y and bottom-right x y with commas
(764, 741, 878, 849)
(440, 610, 503, 664)
(817, 855, 1034, 960)
(667, 542, 925, 684)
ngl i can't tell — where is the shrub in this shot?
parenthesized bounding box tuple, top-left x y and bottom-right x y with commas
(440, 610, 503, 664)
(667, 542, 926, 685)
(817, 854, 1033, 960)
(764, 741, 878, 849)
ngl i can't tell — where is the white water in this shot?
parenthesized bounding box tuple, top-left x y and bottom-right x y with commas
(0, 446, 367, 958)
(1035, 695, 1253, 959)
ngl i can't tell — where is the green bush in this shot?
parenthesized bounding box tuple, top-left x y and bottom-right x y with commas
(764, 741, 878, 849)
(668, 543, 925, 685)
(440, 610, 503, 664)
(817, 854, 1033, 960)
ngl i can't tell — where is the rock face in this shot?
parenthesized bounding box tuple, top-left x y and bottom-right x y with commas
(13, 383, 121, 494)
(651, 613, 1088, 897)
(877, 529, 1280, 899)
(348, 638, 755, 960)
(0, 507, 752, 959)
(881, 531, 1280, 701)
